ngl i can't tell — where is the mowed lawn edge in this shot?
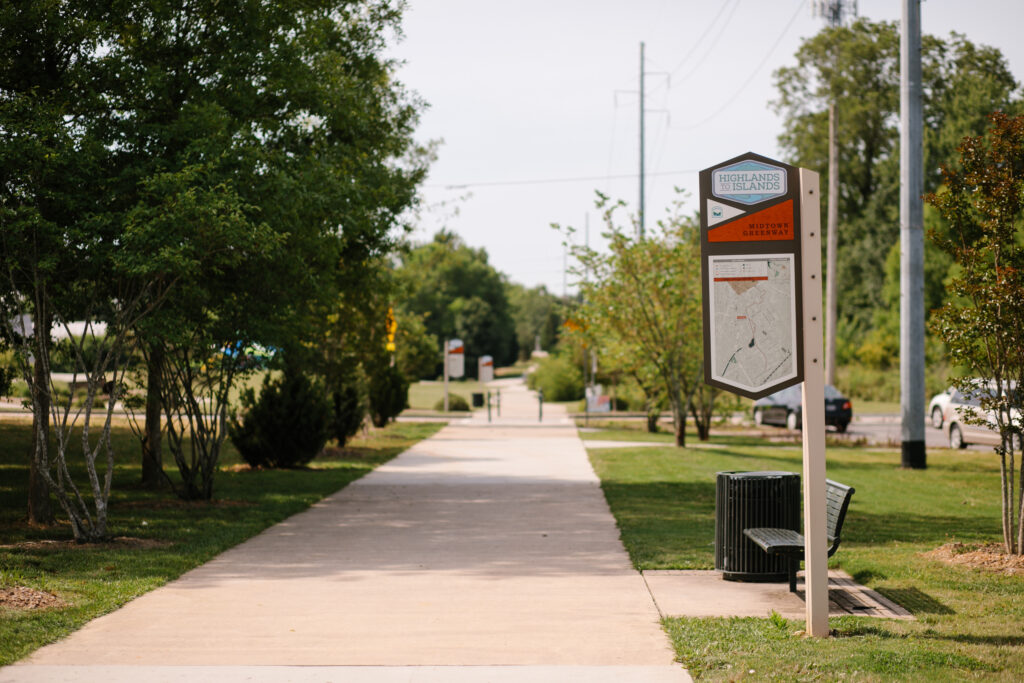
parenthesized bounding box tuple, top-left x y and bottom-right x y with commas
(0, 420, 445, 666)
(585, 429, 1024, 681)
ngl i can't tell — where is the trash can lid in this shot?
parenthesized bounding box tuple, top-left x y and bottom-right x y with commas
(718, 470, 799, 479)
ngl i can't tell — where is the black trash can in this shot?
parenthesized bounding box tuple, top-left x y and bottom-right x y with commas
(715, 471, 801, 582)
(471, 392, 485, 408)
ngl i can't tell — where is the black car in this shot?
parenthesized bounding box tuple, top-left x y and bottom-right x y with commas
(752, 384, 852, 433)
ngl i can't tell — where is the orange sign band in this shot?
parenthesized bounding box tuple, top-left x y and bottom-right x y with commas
(707, 199, 794, 242)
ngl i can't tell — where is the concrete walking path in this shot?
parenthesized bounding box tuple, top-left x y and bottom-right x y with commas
(2, 379, 688, 682)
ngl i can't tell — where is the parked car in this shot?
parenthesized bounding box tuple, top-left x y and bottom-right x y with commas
(752, 384, 852, 433)
(944, 383, 1022, 450)
(928, 385, 956, 429)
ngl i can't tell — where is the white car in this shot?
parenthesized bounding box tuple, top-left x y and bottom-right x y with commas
(944, 383, 1022, 450)
(928, 386, 956, 429)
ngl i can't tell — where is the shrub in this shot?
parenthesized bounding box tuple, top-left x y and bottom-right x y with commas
(528, 353, 583, 401)
(368, 364, 409, 427)
(331, 382, 364, 447)
(433, 393, 470, 411)
(229, 370, 332, 468)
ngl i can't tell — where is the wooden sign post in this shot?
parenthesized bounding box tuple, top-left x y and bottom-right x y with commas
(699, 153, 828, 637)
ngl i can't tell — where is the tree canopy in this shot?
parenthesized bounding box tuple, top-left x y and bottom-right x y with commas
(927, 112, 1024, 554)
(396, 230, 517, 374)
(772, 20, 1020, 338)
(1, 1, 429, 515)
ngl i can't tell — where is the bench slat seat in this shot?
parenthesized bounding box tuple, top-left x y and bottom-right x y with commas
(741, 480, 855, 592)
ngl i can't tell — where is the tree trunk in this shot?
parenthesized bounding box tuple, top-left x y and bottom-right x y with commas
(141, 344, 165, 488)
(645, 409, 659, 433)
(28, 318, 53, 525)
(669, 388, 686, 447)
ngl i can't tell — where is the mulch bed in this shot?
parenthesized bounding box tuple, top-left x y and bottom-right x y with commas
(0, 585, 66, 610)
(117, 497, 252, 509)
(925, 542, 1024, 575)
(0, 536, 172, 551)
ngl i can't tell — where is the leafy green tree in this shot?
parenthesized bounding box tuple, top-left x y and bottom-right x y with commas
(773, 20, 1019, 338)
(927, 112, 1024, 555)
(0, 0, 110, 526)
(566, 197, 708, 446)
(507, 284, 563, 360)
(397, 231, 518, 373)
(527, 351, 584, 402)
(99, 0, 427, 492)
(0, 1, 191, 537)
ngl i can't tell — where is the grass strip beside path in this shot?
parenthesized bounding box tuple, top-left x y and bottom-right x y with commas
(585, 427, 1024, 681)
(0, 421, 443, 666)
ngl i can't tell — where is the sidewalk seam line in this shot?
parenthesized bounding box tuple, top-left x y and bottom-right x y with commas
(640, 570, 666, 622)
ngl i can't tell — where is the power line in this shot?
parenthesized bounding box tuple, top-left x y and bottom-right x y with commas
(669, 0, 805, 132)
(428, 168, 700, 191)
(673, 0, 743, 85)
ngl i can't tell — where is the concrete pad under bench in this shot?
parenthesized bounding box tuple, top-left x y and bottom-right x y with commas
(643, 569, 913, 621)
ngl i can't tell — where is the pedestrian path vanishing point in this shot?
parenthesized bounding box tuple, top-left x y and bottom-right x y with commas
(3, 379, 689, 683)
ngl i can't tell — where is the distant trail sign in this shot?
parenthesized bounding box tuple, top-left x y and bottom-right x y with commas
(700, 152, 803, 399)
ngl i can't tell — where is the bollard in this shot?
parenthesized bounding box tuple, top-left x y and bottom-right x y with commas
(487, 391, 492, 423)
(538, 388, 544, 422)
(497, 389, 501, 416)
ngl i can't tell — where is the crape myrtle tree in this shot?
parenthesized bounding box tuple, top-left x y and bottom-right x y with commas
(927, 113, 1024, 555)
(99, 0, 427, 494)
(0, 0, 189, 538)
(564, 194, 711, 447)
(0, 0, 109, 526)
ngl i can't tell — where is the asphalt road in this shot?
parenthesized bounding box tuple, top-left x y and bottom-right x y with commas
(838, 415, 990, 451)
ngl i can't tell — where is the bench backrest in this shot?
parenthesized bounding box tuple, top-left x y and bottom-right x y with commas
(824, 479, 855, 554)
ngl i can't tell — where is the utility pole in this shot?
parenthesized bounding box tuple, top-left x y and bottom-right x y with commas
(812, 0, 857, 386)
(639, 41, 646, 239)
(900, 0, 926, 468)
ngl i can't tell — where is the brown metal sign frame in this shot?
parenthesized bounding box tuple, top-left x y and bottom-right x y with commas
(700, 151, 804, 400)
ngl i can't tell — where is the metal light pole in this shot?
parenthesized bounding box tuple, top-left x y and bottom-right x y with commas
(900, 0, 926, 468)
(443, 339, 449, 413)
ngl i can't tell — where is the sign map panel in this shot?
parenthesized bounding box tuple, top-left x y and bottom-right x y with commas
(708, 255, 798, 394)
(700, 152, 803, 399)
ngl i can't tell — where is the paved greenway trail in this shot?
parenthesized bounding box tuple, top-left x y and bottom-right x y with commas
(3, 378, 689, 683)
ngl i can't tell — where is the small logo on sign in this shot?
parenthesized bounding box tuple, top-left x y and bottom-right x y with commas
(712, 160, 787, 205)
(712, 206, 723, 219)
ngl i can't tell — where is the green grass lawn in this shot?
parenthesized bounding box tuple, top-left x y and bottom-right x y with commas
(406, 379, 490, 411)
(853, 399, 901, 415)
(0, 419, 443, 666)
(586, 432, 1024, 681)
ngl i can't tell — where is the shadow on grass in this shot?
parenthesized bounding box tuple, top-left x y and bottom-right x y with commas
(874, 586, 955, 615)
(922, 632, 1024, 647)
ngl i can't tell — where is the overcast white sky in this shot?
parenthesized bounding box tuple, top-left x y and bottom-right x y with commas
(391, 0, 1024, 295)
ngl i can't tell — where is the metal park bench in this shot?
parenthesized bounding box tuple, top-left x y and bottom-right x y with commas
(742, 479, 855, 592)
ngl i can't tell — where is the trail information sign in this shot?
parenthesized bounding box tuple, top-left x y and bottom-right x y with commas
(700, 152, 803, 399)
(447, 339, 465, 379)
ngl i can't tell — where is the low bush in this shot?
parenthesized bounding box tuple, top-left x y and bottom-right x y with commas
(433, 393, 470, 411)
(527, 354, 583, 401)
(331, 382, 364, 447)
(229, 370, 332, 468)
(369, 364, 409, 427)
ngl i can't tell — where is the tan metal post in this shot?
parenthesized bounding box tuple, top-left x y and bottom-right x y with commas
(443, 339, 449, 413)
(799, 169, 829, 637)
